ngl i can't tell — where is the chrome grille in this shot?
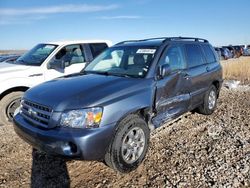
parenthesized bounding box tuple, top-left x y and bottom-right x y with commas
(20, 100, 52, 128)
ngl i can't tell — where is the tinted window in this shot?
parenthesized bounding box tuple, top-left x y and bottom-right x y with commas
(159, 45, 186, 71)
(185, 44, 205, 68)
(50, 44, 85, 67)
(202, 44, 216, 63)
(89, 43, 108, 58)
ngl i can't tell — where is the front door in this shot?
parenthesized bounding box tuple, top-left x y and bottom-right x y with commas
(153, 44, 191, 127)
(44, 44, 87, 81)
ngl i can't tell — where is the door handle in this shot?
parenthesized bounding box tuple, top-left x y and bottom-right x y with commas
(206, 67, 210, 72)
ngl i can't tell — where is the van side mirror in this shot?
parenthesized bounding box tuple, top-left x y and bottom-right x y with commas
(158, 64, 171, 79)
(47, 59, 65, 70)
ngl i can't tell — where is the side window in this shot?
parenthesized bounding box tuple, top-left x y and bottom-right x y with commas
(159, 45, 186, 71)
(51, 44, 85, 67)
(185, 44, 205, 68)
(89, 43, 108, 58)
(201, 44, 216, 63)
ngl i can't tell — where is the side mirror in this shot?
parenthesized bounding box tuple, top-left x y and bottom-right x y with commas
(158, 64, 171, 79)
(47, 59, 65, 70)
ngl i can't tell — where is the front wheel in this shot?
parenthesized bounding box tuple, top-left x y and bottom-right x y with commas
(197, 85, 218, 115)
(0, 92, 23, 125)
(104, 114, 150, 173)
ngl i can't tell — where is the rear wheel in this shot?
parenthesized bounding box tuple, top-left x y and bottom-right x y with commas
(197, 85, 218, 115)
(0, 92, 23, 125)
(104, 114, 150, 173)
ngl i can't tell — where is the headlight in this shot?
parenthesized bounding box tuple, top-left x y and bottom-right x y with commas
(60, 107, 103, 128)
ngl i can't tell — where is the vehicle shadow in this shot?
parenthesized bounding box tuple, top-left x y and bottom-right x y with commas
(31, 149, 70, 188)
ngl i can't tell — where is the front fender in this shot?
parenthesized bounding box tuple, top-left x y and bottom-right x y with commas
(100, 84, 155, 127)
(0, 78, 34, 95)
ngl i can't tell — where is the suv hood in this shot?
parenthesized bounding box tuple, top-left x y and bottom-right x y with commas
(24, 73, 152, 111)
(0, 62, 31, 74)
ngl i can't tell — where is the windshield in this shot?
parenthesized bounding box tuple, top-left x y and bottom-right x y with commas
(12, 44, 57, 66)
(84, 46, 157, 78)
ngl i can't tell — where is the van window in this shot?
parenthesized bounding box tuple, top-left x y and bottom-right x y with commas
(89, 43, 108, 58)
(202, 44, 216, 63)
(159, 45, 186, 71)
(185, 44, 205, 68)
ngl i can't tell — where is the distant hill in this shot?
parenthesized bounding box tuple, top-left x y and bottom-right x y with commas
(0, 50, 27, 55)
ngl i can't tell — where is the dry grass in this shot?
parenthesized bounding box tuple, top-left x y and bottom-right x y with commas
(222, 57, 250, 84)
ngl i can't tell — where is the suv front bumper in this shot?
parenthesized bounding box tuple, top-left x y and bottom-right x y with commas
(13, 113, 115, 160)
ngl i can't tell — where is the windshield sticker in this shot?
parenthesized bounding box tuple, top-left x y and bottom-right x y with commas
(136, 49, 156, 54)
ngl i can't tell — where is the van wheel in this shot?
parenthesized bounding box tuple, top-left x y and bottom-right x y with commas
(197, 85, 217, 115)
(0, 92, 23, 125)
(104, 114, 150, 173)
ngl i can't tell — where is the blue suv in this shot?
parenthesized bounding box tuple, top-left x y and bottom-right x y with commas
(14, 37, 223, 173)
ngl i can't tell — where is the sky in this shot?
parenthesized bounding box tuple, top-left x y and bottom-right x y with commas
(0, 0, 250, 50)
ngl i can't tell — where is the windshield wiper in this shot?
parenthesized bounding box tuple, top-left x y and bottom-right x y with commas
(81, 70, 141, 78)
(83, 71, 128, 77)
(81, 70, 110, 76)
(93, 71, 111, 76)
(108, 72, 130, 78)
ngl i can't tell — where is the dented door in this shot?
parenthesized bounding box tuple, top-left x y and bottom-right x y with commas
(154, 71, 190, 126)
(153, 44, 191, 127)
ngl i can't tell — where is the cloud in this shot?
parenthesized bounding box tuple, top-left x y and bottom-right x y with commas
(0, 4, 119, 16)
(0, 15, 47, 25)
(97, 15, 142, 20)
(0, 4, 119, 25)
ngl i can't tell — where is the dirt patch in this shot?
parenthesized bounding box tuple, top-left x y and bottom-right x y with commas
(0, 88, 250, 187)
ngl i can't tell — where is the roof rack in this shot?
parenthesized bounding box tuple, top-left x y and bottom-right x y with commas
(164, 37, 208, 43)
(115, 37, 208, 45)
(115, 37, 166, 45)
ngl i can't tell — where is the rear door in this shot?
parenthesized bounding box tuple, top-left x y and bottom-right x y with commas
(184, 43, 209, 109)
(154, 44, 191, 127)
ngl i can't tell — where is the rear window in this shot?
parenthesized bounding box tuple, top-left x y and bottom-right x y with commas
(185, 44, 205, 68)
(202, 44, 216, 63)
(89, 43, 108, 58)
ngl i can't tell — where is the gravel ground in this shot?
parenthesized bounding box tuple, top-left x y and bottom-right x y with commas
(0, 87, 250, 188)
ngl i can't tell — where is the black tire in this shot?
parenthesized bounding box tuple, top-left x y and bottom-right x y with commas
(104, 114, 150, 173)
(197, 85, 218, 115)
(0, 91, 23, 125)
